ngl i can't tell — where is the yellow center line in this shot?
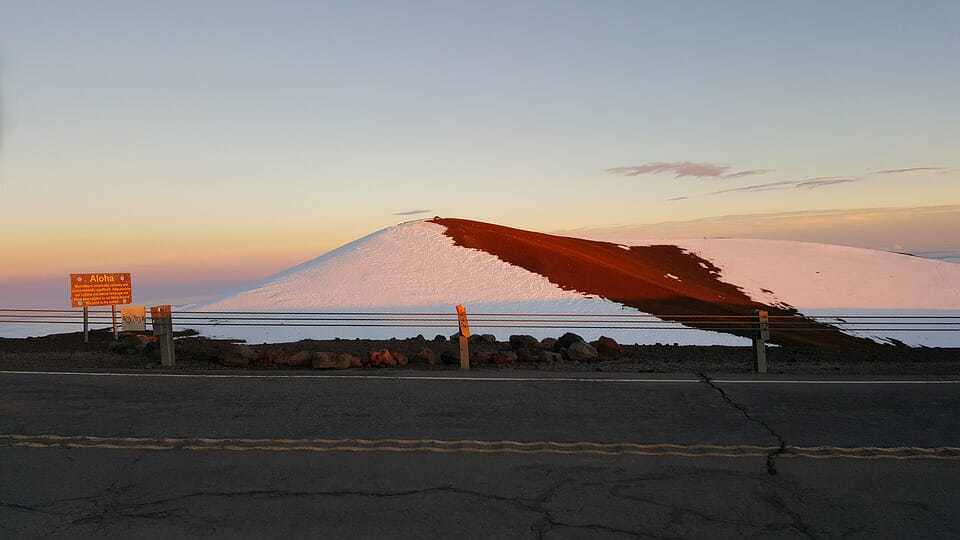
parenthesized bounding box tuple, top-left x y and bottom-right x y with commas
(2, 434, 958, 460)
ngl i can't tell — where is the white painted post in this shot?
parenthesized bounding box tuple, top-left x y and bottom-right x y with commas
(754, 309, 769, 374)
(456, 304, 471, 370)
(151, 305, 175, 367)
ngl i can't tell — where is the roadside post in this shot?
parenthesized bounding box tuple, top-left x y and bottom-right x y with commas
(70, 273, 133, 343)
(151, 305, 175, 367)
(754, 309, 770, 373)
(456, 304, 471, 370)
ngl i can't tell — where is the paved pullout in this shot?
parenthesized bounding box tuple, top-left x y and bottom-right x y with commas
(1, 370, 959, 538)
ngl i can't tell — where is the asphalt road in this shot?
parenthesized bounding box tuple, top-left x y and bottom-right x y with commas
(1, 370, 959, 538)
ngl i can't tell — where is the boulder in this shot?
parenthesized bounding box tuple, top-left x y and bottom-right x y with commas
(539, 351, 563, 363)
(368, 349, 398, 367)
(210, 343, 256, 368)
(174, 337, 257, 367)
(477, 334, 498, 345)
(394, 352, 408, 367)
(143, 341, 160, 362)
(109, 334, 144, 355)
(540, 337, 558, 350)
(516, 347, 540, 363)
(594, 336, 623, 357)
(491, 351, 517, 366)
(312, 352, 352, 370)
(440, 350, 461, 365)
(472, 350, 494, 364)
(433, 334, 447, 343)
(556, 332, 586, 349)
(343, 353, 364, 368)
(509, 335, 540, 351)
(411, 347, 439, 365)
(565, 341, 599, 362)
(278, 350, 313, 367)
(258, 348, 285, 365)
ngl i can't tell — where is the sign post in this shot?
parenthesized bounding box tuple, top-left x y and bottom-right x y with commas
(70, 273, 133, 342)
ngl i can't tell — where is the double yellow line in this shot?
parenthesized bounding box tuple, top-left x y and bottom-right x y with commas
(3, 434, 959, 460)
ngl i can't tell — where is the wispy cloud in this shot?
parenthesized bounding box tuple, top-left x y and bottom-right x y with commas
(872, 167, 948, 175)
(708, 176, 862, 196)
(606, 162, 770, 179)
(794, 176, 861, 189)
(721, 169, 773, 179)
(393, 209, 432, 216)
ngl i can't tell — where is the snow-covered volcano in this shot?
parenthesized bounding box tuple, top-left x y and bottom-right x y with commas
(195, 218, 960, 347)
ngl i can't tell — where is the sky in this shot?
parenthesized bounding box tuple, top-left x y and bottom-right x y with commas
(1, 1, 958, 306)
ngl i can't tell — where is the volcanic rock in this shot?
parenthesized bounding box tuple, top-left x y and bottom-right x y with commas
(368, 349, 398, 367)
(594, 336, 623, 357)
(509, 335, 540, 351)
(556, 332, 586, 349)
(312, 352, 352, 370)
(491, 351, 518, 366)
(566, 341, 599, 362)
(411, 347, 439, 365)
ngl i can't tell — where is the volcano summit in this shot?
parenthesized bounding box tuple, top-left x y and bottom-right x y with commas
(194, 218, 960, 347)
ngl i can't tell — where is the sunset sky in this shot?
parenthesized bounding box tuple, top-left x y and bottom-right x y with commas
(1, 2, 958, 305)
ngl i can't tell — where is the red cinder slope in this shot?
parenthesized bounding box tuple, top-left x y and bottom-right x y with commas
(431, 218, 868, 348)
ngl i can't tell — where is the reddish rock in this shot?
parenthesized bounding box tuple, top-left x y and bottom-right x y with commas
(556, 332, 585, 349)
(313, 352, 351, 370)
(516, 347, 540, 363)
(472, 350, 494, 364)
(277, 350, 313, 367)
(566, 341, 599, 362)
(340, 353, 363, 368)
(368, 349, 397, 367)
(492, 351, 517, 365)
(509, 335, 540, 351)
(258, 348, 284, 365)
(539, 351, 563, 363)
(540, 337, 558, 350)
(411, 348, 439, 365)
(594, 336, 623, 357)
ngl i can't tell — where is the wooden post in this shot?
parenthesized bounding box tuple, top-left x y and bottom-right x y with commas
(111, 305, 118, 340)
(456, 304, 471, 370)
(754, 309, 769, 374)
(82, 306, 89, 343)
(151, 305, 175, 367)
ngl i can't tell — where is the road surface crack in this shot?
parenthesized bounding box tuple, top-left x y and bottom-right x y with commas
(697, 372, 786, 475)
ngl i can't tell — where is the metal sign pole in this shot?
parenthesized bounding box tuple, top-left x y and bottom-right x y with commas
(111, 305, 118, 340)
(83, 305, 89, 343)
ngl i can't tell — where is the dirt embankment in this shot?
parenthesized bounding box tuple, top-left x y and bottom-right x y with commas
(431, 217, 871, 349)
